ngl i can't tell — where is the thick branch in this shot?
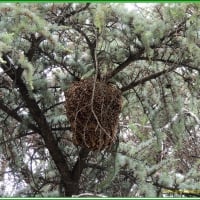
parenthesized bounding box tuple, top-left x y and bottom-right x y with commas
(1, 54, 75, 196)
(25, 34, 45, 61)
(71, 148, 90, 182)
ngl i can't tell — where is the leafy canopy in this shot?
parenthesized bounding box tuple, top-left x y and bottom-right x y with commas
(0, 3, 200, 197)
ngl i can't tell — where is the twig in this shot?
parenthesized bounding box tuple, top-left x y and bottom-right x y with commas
(90, 30, 114, 147)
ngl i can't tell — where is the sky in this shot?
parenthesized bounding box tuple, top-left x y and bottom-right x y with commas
(124, 3, 157, 10)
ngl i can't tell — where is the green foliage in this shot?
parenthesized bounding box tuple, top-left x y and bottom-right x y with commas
(0, 2, 200, 198)
(93, 4, 110, 33)
(18, 52, 34, 90)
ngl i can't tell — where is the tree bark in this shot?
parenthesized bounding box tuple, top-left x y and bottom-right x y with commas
(2, 54, 84, 196)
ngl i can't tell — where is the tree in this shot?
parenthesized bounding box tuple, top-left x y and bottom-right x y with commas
(0, 3, 200, 197)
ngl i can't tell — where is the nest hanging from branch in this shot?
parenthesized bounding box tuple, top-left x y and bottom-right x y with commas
(64, 78, 122, 151)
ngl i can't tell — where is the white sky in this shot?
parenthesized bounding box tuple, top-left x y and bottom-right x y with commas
(124, 3, 157, 10)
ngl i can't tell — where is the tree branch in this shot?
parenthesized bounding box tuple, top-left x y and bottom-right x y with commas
(73, 26, 97, 74)
(104, 18, 187, 83)
(25, 34, 45, 61)
(121, 65, 178, 92)
(57, 3, 90, 25)
(0, 100, 40, 133)
(104, 48, 145, 81)
(103, 17, 187, 82)
(0, 101, 22, 123)
(140, 56, 200, 72)
(71, 148, 90, 182)
(38, 47, 80, 80)
(1, 54, 76, 196)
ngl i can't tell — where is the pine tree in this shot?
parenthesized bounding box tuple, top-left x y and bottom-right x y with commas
(0, 3, 200, 197)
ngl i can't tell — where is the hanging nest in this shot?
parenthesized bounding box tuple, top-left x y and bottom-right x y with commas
(64, 78, 122, 151)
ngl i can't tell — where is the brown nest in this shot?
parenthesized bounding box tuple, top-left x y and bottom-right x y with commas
(64, 78, 122, 151)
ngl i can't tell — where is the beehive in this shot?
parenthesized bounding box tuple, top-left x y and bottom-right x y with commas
(64, 78, 122, 151)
